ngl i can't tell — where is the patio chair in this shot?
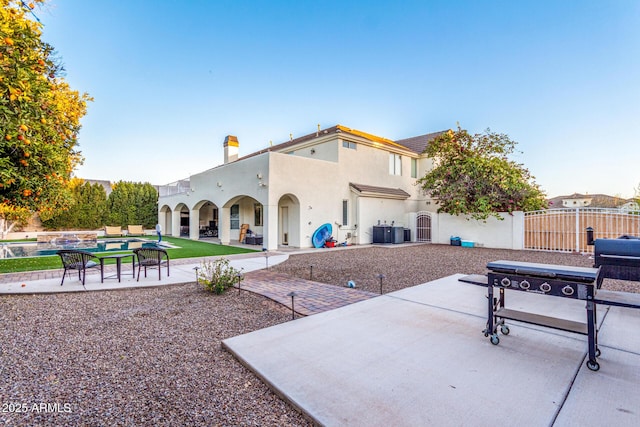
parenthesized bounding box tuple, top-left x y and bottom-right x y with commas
(57, 249, 101, 287)
(127, 225, 145, 236)
(104, 226, 123, 237)
(133, 247, 170, 281)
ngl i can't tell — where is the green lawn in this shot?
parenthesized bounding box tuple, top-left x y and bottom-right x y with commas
(0, 236, 258, 273)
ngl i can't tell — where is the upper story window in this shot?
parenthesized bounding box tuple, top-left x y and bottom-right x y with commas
(342, 140, 357, 150)
(411, 158, 417, 178)
(389, 153, 402, 176)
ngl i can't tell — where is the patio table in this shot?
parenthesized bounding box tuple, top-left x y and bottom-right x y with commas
(100, 253, 135, 283)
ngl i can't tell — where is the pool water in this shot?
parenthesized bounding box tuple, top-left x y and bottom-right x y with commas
(0, 239, 160, 259)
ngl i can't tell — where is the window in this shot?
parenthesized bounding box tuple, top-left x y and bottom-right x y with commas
(342, 140, 356, 150)
(342, 200, 348, 226)
(389, 153, 402, 175)
(254, 203, 263, 226)
(230, 204, 239, 229)
(411, 158, 417, 178)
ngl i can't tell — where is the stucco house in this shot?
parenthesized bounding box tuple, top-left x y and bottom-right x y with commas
(157, 124, 445, 250)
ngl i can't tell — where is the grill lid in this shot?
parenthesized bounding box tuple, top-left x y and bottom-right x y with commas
(487, 260, 599, 283)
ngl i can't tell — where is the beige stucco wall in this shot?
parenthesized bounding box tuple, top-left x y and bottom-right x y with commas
(432, 211, 525, 249)
(157, 133, 435, 249)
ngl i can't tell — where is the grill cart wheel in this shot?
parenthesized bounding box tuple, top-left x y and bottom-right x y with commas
(595, 348, 601, 357)
(586, 360, 600, 371)
(500, 325, 510, 335)
(490, 334, 500, 345)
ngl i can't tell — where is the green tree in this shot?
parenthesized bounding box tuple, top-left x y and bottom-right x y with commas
(136, 182, 159, 228)
(0, 0, 91, 238)
(418, 126, 547, 221)
(42, 178, 107, 230)
(107, 181, 158, 228)
(75, 180, 108, 229)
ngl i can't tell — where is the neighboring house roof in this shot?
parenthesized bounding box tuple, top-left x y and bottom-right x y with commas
(85, 179, 112, 196)
(547, 193, 631, 209)
(395, 131, 448, 154)
(349, 183, 411, 199)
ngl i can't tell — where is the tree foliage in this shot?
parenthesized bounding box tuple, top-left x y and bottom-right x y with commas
(42, 179, 157, 230)
(41, 178, 107, 230)
(106, 181, 158, 228)
(418, 126, 547, 220)
(0, 0, 92, 237)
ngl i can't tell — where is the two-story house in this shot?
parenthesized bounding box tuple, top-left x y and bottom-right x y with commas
(157, 124, 445, 250)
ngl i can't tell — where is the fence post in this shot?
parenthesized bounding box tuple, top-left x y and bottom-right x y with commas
(575, 208, 580, 252)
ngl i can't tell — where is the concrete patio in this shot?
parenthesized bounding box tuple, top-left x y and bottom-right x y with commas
(223, 274, 640, 426)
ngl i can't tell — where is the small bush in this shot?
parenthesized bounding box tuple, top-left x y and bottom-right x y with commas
(198, 258, 241, 294)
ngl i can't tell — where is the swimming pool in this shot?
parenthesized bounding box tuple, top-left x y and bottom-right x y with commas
(0, 239, 160, 259)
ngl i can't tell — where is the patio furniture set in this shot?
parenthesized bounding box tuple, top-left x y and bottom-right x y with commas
(57, 246, 169, 288)
(239, 224, 263, 245)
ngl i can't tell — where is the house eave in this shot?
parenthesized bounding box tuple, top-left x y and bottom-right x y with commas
(349, 183, 411, 200)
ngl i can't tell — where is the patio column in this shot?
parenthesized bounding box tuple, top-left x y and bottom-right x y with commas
(171, 209, 181, 237)
(158, 210, 167, 237)
(264, 203, 278, 251)
(219, 206, 230, 245)
(189, 208, 200, 241)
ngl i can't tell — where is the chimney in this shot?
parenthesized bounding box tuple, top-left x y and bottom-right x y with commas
(224, 135, 239, 164)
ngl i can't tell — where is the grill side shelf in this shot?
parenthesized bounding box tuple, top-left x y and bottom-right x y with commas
(495, 308, 588, 335)
(594, 290, 640, 309)
(458, 274, 488, 286)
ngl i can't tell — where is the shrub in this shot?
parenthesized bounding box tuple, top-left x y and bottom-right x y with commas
(197, 258, 241, 294)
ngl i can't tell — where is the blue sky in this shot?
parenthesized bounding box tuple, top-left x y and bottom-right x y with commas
(37, 0, 640, 198)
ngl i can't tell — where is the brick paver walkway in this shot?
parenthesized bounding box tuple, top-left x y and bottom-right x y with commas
(241, 270, 378, 316)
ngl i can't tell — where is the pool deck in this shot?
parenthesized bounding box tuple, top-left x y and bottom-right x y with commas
(0, 252, 284, 293)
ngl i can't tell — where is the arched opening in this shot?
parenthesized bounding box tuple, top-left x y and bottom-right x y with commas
(278, 194, 301, 247)
(175, 203, 190, 237)
(194, 200, 219, 238)
(159, 205, 172, 236)
(416, 211, 432, 242)
(223, 195, 264, 244)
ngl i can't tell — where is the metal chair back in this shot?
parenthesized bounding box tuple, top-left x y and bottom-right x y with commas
(56, 249, 100, 287)
(133, 247, 170, 281)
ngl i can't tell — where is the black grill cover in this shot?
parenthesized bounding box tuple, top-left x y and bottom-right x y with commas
(487, 260, 599, 283)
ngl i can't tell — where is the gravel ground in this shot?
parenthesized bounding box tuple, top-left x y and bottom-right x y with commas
(2, 244, 637, 426)
(0, 285, 312, 427)
(272, 244, 640, 294)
